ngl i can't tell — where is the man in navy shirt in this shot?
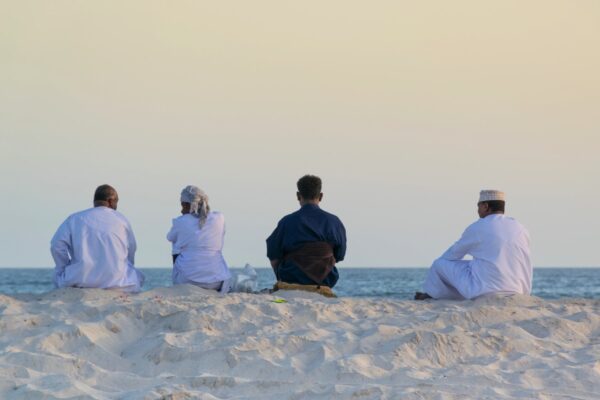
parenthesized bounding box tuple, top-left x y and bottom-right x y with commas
(266, 175, 347, 288)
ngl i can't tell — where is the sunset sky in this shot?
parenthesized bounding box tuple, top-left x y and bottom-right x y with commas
(1, 1, 599, 268)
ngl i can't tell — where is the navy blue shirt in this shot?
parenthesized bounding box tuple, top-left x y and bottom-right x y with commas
(266, 204, 347, 287)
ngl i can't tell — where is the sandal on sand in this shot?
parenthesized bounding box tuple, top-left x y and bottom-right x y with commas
(414, 292, 433, 300)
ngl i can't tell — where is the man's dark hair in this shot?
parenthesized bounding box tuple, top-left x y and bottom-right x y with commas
(297, 175, 322, 200)
(94, 184, 117, 202)
(483, 200, 505, 213)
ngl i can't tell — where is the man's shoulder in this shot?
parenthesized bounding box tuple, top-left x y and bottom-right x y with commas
(285, 206, 341, 218)
(109, 209, 131, 225)
(279, 206, 344, 226)
(279, 208, 302, 221)
(480, 214, 528, 233)
(491, 214, 525, 227)
(504, 216, 528, 233)
(209, 211, 225, 221)
(315, 209, 344, 230)
(465, 218, 485, 233)
(94, 207, 132, 228)
(274, 212, 294, 227)
(65, 207, 95, 222)
(319, 208, 343, 222)
(171, 214, 189, 224)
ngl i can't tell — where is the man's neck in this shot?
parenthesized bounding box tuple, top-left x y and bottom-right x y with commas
(94, 201, 113, 209)
(299, 200, 320, 207)
(483, 211, 504, 218)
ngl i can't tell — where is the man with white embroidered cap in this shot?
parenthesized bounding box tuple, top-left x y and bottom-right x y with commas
(415, 190, 532, 300)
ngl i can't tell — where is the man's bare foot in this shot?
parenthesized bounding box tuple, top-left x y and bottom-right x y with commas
(414, 292, 433, 300)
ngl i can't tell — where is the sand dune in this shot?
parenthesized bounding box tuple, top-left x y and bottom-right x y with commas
(0, 286, 599, 399)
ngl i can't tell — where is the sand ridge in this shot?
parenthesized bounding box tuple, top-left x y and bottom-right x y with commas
(0, 287, 599, 399)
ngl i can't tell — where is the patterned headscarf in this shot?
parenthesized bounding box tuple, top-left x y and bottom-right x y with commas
(180, 185, 210, 227)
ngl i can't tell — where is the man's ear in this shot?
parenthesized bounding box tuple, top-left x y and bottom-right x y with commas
(318, 193, 323, 201)
(481, 202, 491, 215)
(108, 198, 117, 210)
(297, 192, 302, 201)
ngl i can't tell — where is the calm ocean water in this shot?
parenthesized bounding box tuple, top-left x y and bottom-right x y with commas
(0, 268, 599, 299)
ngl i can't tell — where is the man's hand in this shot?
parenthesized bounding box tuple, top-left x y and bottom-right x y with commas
(270, 259, 280, 271)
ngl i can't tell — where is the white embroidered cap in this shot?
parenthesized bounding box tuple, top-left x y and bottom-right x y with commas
(479, 190, 505, 202)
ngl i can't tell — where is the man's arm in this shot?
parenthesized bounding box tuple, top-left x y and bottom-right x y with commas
(166, 219, 178, 243)
(438, 224, 479, 261)
(50, 220, 71, 288)
(266, 219, 285, 273)
(270, 259, 280, 271)
(126, 222, 137, 266)
(332, 219, 347, 263)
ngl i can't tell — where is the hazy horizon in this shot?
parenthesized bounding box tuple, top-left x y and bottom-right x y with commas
(1, 1, 599, 268)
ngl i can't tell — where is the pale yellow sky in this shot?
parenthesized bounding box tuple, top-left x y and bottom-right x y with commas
(1, 1, 599, 267)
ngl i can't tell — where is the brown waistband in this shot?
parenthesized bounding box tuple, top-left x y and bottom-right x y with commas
(283, 241, 335, 283)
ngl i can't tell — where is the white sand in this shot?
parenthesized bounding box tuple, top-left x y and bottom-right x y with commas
(1, 287, 599, 399)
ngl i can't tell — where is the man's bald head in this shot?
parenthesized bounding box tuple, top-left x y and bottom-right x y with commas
(93, 184, 119, 210)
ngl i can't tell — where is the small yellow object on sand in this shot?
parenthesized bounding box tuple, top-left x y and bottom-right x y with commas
(273, 281, 337, 298)
(271, 299, 288, 304)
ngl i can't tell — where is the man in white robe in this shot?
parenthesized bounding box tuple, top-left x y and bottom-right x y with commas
(50, 184, 144, 292)
(166, 185, 232, 292)
(416, 190, 532, 300)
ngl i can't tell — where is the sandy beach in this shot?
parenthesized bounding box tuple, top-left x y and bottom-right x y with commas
(0, 287, 599, 399)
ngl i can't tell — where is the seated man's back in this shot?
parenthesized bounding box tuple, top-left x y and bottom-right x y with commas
(50, 184, 144, 292)
(466, 214, 531, 296)
(266, 175, 346, 288)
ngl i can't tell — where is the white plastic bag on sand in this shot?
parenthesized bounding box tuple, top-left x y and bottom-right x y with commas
(230, 263, 258, 293)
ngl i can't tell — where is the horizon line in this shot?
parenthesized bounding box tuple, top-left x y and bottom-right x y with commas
(1, 265, 599, 269)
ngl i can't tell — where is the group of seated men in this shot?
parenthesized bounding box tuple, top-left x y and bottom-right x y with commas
(50, 175, 532, 300)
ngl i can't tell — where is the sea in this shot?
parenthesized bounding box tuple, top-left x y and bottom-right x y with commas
(0, 267, 599, 299)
